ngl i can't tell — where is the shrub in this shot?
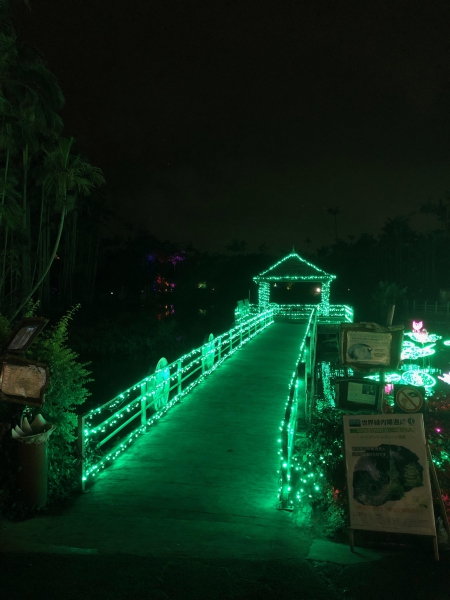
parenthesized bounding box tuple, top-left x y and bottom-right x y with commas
(0, 305, 92, 517)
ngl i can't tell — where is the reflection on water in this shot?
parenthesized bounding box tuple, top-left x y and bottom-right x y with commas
(83, 355, 158, 412)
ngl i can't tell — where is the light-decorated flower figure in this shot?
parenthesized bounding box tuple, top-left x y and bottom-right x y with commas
(438, 372, 450, 385)
(404, 325, 442, 344)
(413, 320, 424, 332)
(401, 343, 436, 360)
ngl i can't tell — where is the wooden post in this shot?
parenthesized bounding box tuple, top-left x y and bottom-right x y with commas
(140, 383, 147, 426)
(378, 370, 385, 412)
(77, 415, 86, 492)
(177, 359, 182, 395)
(433, 536, 439, 561)
(386, 304, 395, 327)
(427, 443, 450, 538)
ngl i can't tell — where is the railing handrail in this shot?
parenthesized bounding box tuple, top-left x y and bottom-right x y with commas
(278, 306, 318, 509)
(82, 308, 272, 419)
(79, 307, 275, 487)
(269, 303, 353, 322)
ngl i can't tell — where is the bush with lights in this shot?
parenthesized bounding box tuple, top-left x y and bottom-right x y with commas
(289, 357, 450, 538)
(292, 404, 348, 536)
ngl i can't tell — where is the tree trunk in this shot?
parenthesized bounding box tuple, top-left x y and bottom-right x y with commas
(12, 206, 66, 321)
(21, 144, 31, 301)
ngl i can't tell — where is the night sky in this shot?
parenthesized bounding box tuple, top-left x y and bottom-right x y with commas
(13, 0, 450, 252)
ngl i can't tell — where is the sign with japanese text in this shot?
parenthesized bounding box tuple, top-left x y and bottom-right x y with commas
(343, 414, 436, 536)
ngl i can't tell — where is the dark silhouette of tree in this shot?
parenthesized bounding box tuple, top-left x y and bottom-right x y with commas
(225, 238, 247, 254)
(326, 206, 340, 240)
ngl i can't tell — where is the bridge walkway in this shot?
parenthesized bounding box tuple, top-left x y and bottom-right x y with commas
(3, 322, 315, 559)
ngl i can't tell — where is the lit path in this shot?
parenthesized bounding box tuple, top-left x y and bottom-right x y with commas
(3, 322, 315, 559)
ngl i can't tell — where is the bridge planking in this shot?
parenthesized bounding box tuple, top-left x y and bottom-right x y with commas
(3, 322, 315, 559)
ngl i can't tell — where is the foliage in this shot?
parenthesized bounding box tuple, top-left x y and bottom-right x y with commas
(0, 3, 105, 319)
(372, 281, 407, 321)
(293, 375, 450, 539)
(0, 306, 92, 517)
(292, 406, 348, 538)
(31, 305, 92, 501)
(426, 391, 450, 524)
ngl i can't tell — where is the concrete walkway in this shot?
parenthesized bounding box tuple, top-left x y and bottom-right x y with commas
(2, 322, 314, 559)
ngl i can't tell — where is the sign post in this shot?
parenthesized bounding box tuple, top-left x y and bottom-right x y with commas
(343, 414, 439, 559)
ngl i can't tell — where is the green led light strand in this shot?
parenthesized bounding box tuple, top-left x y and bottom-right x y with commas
(321, 362, 336, 407)
(258, 281, 270, 310)
(272, 303, 353, 323)
(319, 280, 331, 316)
(278, 307, 317, 509)
(252, 251, 352, 322)
(81, 308, 275, 483)
(254, 252, 335, 280)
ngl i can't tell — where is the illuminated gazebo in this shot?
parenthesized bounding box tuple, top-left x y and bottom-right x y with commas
(253, 251, 336, 316)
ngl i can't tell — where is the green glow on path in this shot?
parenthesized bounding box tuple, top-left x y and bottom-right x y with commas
(81, 309, 275, 482)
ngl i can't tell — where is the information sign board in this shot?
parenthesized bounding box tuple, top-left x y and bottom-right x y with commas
(343, 414, 436, 536)
(340, 323, 404, 370)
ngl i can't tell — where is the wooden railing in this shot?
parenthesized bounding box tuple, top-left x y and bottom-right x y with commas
(406, 300, 450, 317)
(272, 303, 353, 323)
(78, 308, 275, 489)
(278, 307, 318, 509)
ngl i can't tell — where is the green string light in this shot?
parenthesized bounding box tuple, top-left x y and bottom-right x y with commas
(278, 307, 316, 509)
(82, 309, 275, 483)
(253, 251, 351, 321)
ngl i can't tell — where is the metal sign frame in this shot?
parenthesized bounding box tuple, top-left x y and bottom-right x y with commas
(4, 317, 48, 354)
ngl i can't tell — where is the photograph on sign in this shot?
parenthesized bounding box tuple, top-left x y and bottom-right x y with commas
(343, 414, 436, 536)
(334, 379, 381, 412)
(1, 363, 47, 399)
(348, 382, 377, 405)
(346, 331, 392, 366)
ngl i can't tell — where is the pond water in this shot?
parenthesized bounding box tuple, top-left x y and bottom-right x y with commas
(82, 354, 158, 413)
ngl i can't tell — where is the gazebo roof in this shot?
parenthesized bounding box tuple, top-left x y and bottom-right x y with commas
(253, 252, 335, 282)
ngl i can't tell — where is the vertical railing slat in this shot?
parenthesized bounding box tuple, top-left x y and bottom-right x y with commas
(78, 415, 86, 492)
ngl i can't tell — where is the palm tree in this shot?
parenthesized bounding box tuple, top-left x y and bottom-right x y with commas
(12, 137, 104, 319)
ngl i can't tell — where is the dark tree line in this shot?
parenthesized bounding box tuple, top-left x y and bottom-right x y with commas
(313, 205, 450, 321)
(0, 3, 104, 320)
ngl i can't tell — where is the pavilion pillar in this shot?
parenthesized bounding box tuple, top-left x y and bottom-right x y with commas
(258, 281, 270, 311)
(320, 280, 331, 316)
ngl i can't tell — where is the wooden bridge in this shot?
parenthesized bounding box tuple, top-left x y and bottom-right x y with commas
(2, 252, 353, 559)
(4, 318, 323, 558)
